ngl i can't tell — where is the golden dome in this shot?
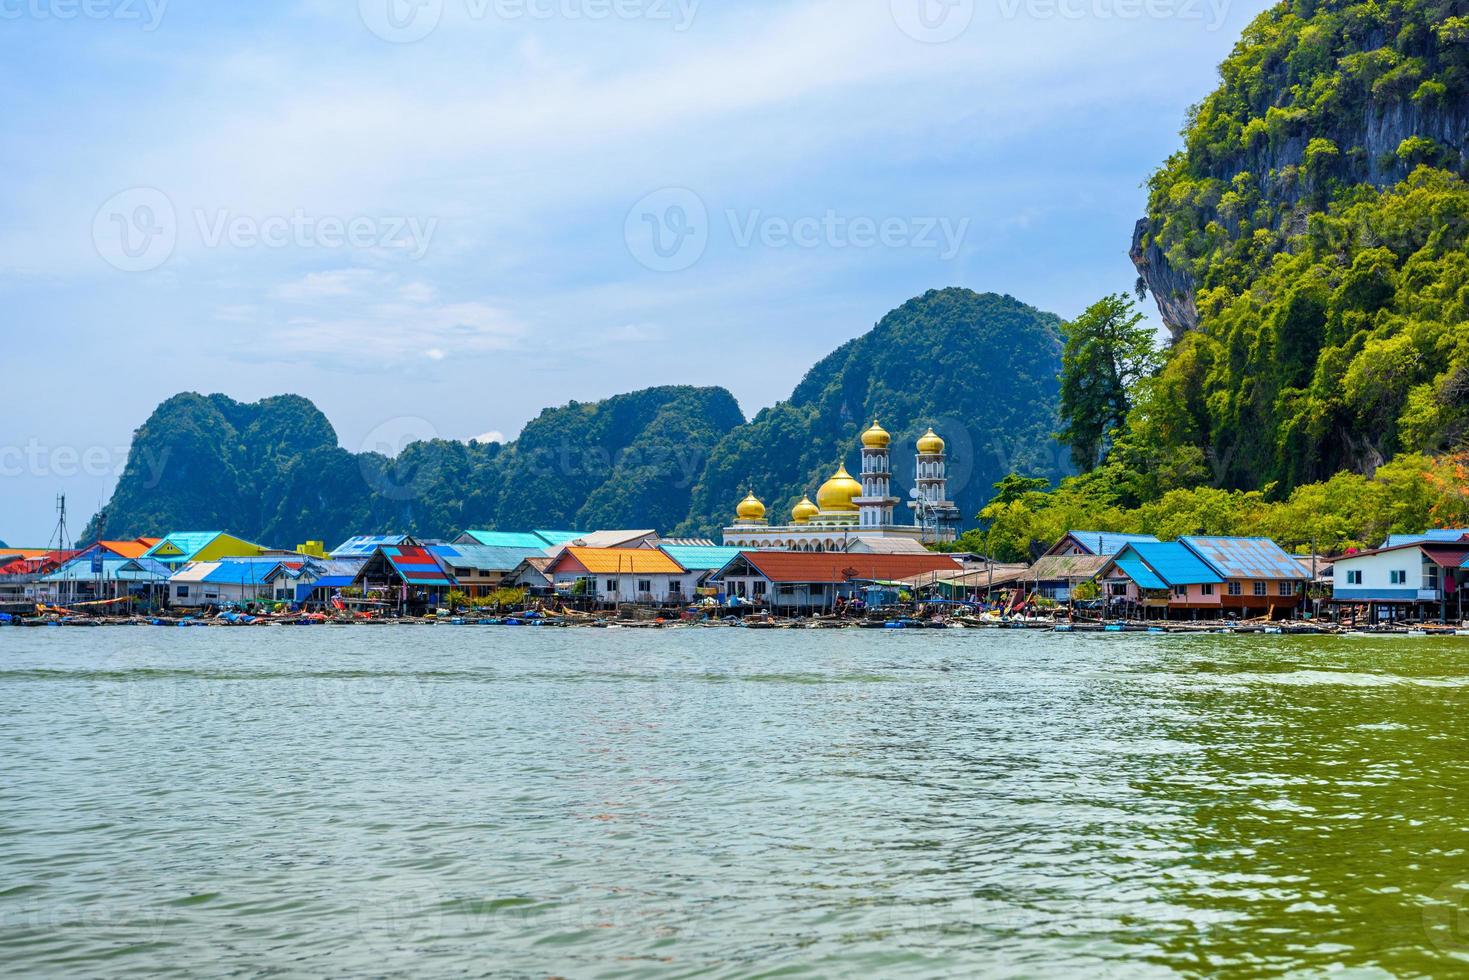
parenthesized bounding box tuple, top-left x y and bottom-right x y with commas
(736, 491, 766, 522)
(860, 420, 891, 449)
(917, 428, 945, 454)
(816, 465, 861, 513)
(791, 496, 819, 525)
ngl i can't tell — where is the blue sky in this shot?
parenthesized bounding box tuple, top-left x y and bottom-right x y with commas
(0, 0, 1270, 545)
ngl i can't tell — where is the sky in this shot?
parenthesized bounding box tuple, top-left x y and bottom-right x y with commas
(0, 0, 1272, 546)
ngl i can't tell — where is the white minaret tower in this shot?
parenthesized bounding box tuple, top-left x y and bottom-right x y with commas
(910, 427, 959, 540)
(854, 420, 898, 528)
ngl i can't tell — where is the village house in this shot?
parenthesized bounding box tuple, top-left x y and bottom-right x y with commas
(711, 551, 964, 614)
(144, 532, 273, 571)
(426, 543, 547, 596)
(168, 556, 298, 608)
(546, 547, 694, 606)
(1099, 536, 1308, 619)
(351, 544, 458, 612)
(1043, 530, 1160, 559)
(1328, 534, 1469, 623)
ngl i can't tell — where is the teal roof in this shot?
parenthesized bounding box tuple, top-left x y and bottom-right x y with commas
(144, 532, 224, 562)
(1113, 556, 1166, 591)
(42, 556, 170, 583)
(460, 530, 558, 549)
(1125, 541, 1223, 586)
(659, 545, 741, 571)
(1064, 531, 1160, 556)
(532, 530, 585, 546)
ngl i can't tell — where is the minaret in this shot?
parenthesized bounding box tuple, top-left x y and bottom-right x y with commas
(854, 421, 898, 528)
(910, 428, 959, 539)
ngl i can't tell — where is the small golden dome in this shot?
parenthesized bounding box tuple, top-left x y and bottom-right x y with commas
(736, 492, 766, 521)
(816, 465, 861, 513)
(917, 428, 945, 455)
(791, 496, 819, 525)
(860, 420, 891, 449)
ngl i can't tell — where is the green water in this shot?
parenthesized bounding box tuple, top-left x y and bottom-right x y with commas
(2, 628, 1469, 977)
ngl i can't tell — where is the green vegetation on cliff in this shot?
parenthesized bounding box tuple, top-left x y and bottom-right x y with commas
(1133, 0, 1469, 490)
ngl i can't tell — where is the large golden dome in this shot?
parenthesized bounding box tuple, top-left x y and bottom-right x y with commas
(791, 496, 819, 525)
(735, 491, 766, 522)
(916, 428, 945, 455)
(816, 465, 861, 513)
(860, 420, 891, 449)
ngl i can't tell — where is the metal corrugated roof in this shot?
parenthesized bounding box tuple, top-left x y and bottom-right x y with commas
(1027, 554, 1110, 581)
(429, 544, 546, 571)
(1063, 531, 1161, 556)
(1127, 542, 1223, 585)
(1385, 529, 1469, 547)
(725, 552, 963, 584)
(1180, 536, 1309, 581)
(459, 530, 560, 549)
(1113, 556, 1167, 591)
(145, 532, 224, 562)
(200, 557, 296, 586)
(330, 535, 414, 558)
(380, 546, 454, 587)
(553, 547, 685, 575)
(658, 545, 741, 571)
(533, 530, 587, 546)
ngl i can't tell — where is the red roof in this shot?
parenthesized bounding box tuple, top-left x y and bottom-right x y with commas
(732, 551, 963, 584)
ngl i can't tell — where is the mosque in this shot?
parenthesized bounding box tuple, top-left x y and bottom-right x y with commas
(723, 421, 960, 552)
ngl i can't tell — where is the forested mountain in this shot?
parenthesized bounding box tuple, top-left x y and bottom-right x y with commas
(678, 289, 1067, 534)
(1131, 0, 1469, 491)
(82, 289, 1071, 544)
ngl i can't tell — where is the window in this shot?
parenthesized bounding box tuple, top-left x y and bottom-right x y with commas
(605, 579, 618, 592)
(1173, 585, 1187, 598)
(1427, 565, 1440, 590)
(1390, 570, 1407, 585)
(1253, 581, 1267, 597)
(1346, 570, 1363, 585)
(177, 585, 190, 598)
(637, 579, 652, 593)
(1110, 582, 1128, 596)
(454, 567, 471, 578)
(1200, 583, 1214, 596)
(753, 581, 767, 596)
(1279, 581, 1294, 596)
(1227, 581, 1242, 596)
(810, 584, 826, 596)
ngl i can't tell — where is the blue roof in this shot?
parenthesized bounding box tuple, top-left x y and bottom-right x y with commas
(1113, 556, 1166, 591)
(200, 557, 292, 586)
(1125, 541, 1223, 585)
(42, 556, 170, 584)
(330, 535, 413, 558)
(1180, 536, 1308, 581)
(428, 544, 546, 571)
(659, 545, 741, 571)
(1385, 530, 1469, 547)
(1064, 531, 1160, 556)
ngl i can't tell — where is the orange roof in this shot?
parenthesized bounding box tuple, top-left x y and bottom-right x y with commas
(550, 547, 685, 575)
(0, 548, 51, 560)
(731, 551, 963, 584)
(99, 540, 151, 559)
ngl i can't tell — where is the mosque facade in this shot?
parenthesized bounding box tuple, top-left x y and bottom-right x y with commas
(722, 422, 960, 552)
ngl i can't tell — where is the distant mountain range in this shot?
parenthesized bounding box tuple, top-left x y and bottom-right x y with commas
(81, 288, 1070, 545)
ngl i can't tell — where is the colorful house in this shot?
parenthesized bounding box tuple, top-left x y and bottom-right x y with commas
(263, 558, 367, 606)
(426, 544, 547, 596)
(1100, 536, 1307, 618)
(657, 544, 742, 592)
(351, 545, 456, 611)
(546, 547, 692, 605)
(168, 556, 292, 607)
(144, 532, 271, 570)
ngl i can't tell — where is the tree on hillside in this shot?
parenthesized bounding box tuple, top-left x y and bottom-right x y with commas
(1057, 294, 1159, 472)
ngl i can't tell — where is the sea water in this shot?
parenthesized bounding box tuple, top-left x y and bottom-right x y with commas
(3, 627, 1469, 977)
